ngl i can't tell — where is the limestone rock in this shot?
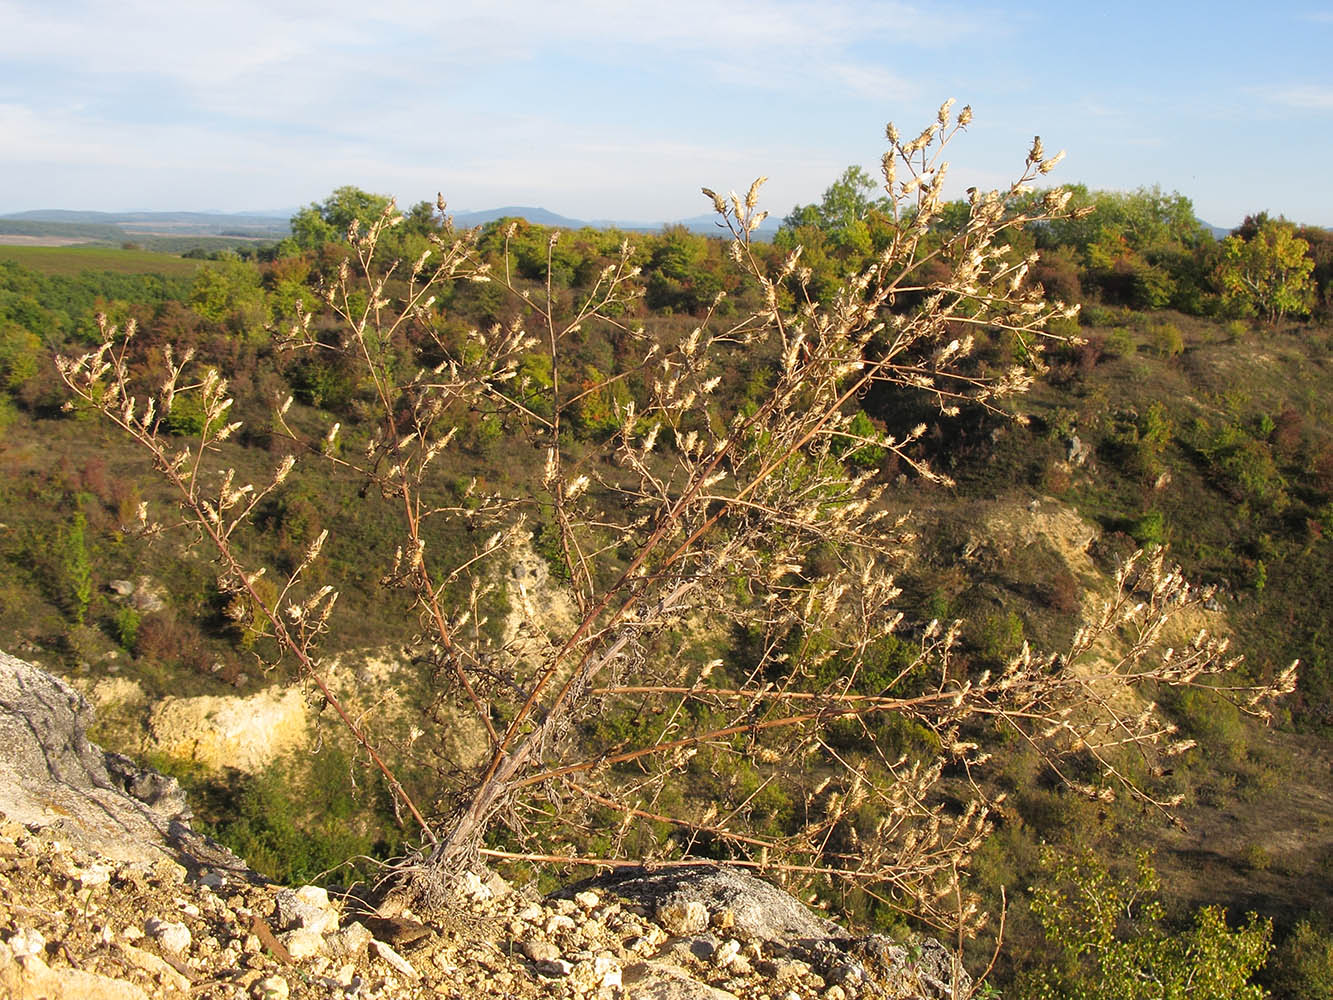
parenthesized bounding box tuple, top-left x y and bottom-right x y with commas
(144, 917, 191, 954)
(569, 864, 836, 944)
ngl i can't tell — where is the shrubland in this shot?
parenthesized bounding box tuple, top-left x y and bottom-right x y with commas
(0, 102, 1328, 994)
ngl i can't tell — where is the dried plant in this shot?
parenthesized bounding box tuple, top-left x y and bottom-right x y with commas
(56, 102, 1293, 935)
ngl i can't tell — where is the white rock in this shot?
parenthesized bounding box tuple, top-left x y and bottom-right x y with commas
(281, 927, 324, 960)
(713, 939, 742, 968)
(325, 921, 373, 960)
(76, 864, 111, 889)
(593, 955, 622, 989)
(294, 885, 329, 910)
(545, 913, 577, 934)
(574, 890, 600, 909)
(7, 927, 45, 959)
(253, 974, 289, 999)
(273, 887, 337, 935)
(145, 917, 191, 954)
(458, 870, 493, 902)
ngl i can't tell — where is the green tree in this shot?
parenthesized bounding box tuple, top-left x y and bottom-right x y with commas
(1023, 849, 1272, 1000)
(290, 185, 395, 249)
(1215, 218, 1317, 325)
(188, 257, 269, 338)
(780, 165, 887, 258)
(0, 320, 42, 389)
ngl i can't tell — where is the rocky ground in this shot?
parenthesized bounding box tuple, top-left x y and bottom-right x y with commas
(0, 819, 972, 1000)
(0, 648, 972, 1000)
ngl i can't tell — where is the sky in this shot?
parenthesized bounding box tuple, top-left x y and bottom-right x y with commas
(1, 0, 1330, 228)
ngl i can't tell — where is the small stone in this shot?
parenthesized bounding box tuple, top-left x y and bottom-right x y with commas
(521, 939, 562, 963)
(713, 939, 742, 968)
(573, 890, 600, 910)
(293, 885, 329, 910)
(534, 957, 574, 978)
(516, 903, 543, 922)
(197, 872, 226, 890)
(710, 907, 736, 931)
(281, 927, 324, 960)
(150, 859, 186, 886)
(243, 934, 262, 954)
(826, 986, 847, 1000)
(592, 955, 622, 989)
(77, 864, 111, 889)
(8, 927, 45, 959)
(458, 870, 493, 902)
(370, 939, 418, 979)
(829, 961, 866, 987)
(545, 914, 576, 935)
(273, 887, 337, 935)
(656, 899, 709, 935)
(325, 921, 373, 960)
(145, 917, 191, 954)
(253, 974, 289, 999)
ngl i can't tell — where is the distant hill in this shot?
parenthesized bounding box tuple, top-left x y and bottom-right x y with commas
(449, 206, 780, 238)
(1, 205, 780, 247)
(0, 210, 290, 244)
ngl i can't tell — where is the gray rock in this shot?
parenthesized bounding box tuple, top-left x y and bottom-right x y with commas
(1066, 433, 1091, 467)
(325, 921, 373, 961)
(564, 865, 836, 945)
(627, 962, 740, 999)
(0, 649, 254, 879)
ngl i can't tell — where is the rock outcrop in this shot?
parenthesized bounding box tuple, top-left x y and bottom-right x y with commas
(1, 650, 972, 999)
(0, 649, 246, 875)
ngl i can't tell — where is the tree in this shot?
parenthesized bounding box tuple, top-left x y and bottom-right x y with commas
(779, 164, 887, 258)
(1022, 849, 1271, 1000)
(56, 103, 1293, 933)
(289, 185, 395, 249)
(1215, 218, 1317, 325)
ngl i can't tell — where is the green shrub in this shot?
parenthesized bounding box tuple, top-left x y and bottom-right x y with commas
(1270, 919, 1333, 999)
(1128, 509, 1165, 547)
(113, 607, 141, 651)
(1104, 326, 1135, 357)
(977, 609, 1024, 664)
(1020, 849, 1272, 1000)
(1149, 321, 1184, 358)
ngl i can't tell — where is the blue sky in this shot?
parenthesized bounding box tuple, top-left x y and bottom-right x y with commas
(1, 0, 1330, 227)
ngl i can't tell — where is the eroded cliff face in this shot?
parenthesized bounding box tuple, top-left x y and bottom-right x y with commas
(1, 650, 973, 1000)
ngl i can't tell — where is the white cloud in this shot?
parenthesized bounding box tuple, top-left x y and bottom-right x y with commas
(1267, 85, 1333, 111)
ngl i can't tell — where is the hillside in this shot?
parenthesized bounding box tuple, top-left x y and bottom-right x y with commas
(0, 173, 1330, 996)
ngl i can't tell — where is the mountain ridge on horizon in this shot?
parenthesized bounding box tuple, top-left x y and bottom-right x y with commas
(2, 206, 1253, 243)
(0, 205, 779, 239)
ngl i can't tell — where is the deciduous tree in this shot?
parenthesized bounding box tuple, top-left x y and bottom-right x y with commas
(1215, 218, 1316, 325)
